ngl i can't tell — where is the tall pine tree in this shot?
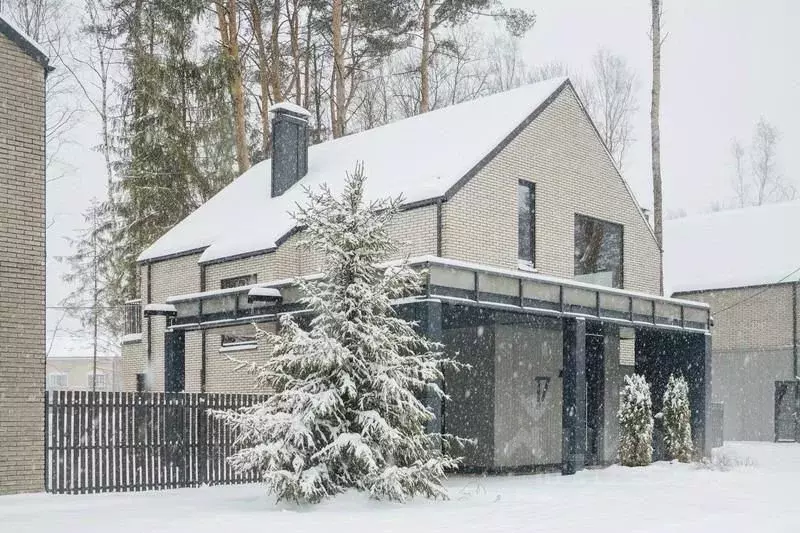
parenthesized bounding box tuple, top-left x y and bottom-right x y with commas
(58, 199, 124, 358)
(110, 0, 238, 299)
(215, 164, 463, 503)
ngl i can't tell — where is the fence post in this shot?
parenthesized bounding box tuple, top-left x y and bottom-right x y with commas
(43, 390, 49, 492)
(198, 394, 208, 485)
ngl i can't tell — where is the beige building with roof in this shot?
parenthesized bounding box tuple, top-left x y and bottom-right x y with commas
(665, 201, 800, 442)
(122, 78, 714, 472)
(46, 355, 122, 392)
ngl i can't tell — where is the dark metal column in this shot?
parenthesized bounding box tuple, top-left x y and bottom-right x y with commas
(562, 317, 587, 475)
(420, 300, 444, 434)
(700, 333, 713, 457)
(686, 332, 713, 457)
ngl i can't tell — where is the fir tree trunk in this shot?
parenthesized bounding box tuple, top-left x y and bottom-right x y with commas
(303, 6, 313, 110)
(420, 0, 432, 114)
(250, 0, 271, 156)
(270, 0, 282, 102)
(332, 0, 345, 137)
(217, 0, 251, 174)
(288, 0, 302, 104)
(650, 0, 663, 292)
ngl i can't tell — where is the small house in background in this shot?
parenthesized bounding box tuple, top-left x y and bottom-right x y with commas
(665, 201, 800, 442)
(45, 334, 122, 392)
(123, 77, 714, 474)
(0, 14, 50, 495)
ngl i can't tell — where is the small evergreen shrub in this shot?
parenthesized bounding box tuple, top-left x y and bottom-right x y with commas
(662, 374, 693, 462)
(618, 374, 654, 467)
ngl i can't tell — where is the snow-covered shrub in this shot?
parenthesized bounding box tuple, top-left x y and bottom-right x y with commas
(213, 164, 464, 504)
(695, 451, 756, 471)
(618, 374, 654, 467)
(662, 374, 693, 462)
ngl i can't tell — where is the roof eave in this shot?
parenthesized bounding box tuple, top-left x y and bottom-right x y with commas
(443, 78, 570, 201)
(0, 17, 53, 72)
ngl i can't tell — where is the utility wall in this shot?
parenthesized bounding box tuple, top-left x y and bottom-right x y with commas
(677, 283, 797, 441)
(0, 29, 47, 494)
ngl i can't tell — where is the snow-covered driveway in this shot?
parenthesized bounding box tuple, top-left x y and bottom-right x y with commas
(2, 442, 798, 533)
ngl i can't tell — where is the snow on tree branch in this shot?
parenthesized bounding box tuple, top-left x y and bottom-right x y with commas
(213, 163, 466, 504)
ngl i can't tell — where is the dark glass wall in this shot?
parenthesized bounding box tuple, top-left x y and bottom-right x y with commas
(442, 307, 495, 468)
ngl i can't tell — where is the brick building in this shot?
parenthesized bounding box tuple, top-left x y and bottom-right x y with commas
(123, 78, 713, 472)
(0, 15, 50, 494)
(47, 355, 122, 392)
(665, 201, 800, 442)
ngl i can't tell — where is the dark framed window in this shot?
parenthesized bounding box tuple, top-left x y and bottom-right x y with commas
(220, 275, 258, 347)
(220, 274, 257, 289)
(220, 331, 258, 348)
(574, 214, 624, 288)
(518, 181, 536, 266)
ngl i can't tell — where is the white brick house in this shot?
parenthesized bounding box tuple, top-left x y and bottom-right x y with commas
(122, 78, 714, 472)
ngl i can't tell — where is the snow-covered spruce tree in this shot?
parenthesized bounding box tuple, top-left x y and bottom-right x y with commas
(662, 374, 693, 462)
(214, 163, 463, 504)
(618, 374, 654, 467)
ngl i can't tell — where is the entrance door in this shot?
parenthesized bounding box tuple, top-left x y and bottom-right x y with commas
(585, 329, 605, 465)
(494, 322, 563, 467)
(164, 330, 186, 392)
(775, 381, 797, 442)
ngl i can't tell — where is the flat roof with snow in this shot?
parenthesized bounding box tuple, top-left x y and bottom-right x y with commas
(664, 201, 800, 295)
(161, 256, 710, 333)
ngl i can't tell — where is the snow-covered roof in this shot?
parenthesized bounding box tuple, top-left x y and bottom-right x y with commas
(143, 303, 177, 315)
(46, 332, 120, 359)
(0, 13, 51, 70)
(664, 201, 800, 295)
(138, 77, 569, 264)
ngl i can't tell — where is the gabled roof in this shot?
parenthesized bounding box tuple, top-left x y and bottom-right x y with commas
(139, 77, 570, 263)
(0, 13, 52, 71)
(664, 201, 800, 295)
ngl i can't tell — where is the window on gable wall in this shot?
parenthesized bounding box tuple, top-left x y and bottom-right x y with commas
(518, 181, 536, 268)
(574, 214, 624, 288)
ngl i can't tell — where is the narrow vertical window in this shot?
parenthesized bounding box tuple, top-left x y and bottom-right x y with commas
(518, 181, 536, 267)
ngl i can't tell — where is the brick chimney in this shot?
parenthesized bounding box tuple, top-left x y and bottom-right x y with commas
(270, 102, 311, 197)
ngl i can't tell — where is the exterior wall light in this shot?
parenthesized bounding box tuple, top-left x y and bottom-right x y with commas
(247, 287, 283, 305)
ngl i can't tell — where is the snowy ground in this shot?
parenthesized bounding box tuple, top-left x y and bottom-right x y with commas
(2, 442, 799, 533)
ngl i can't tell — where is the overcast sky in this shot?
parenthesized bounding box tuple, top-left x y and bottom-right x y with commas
(506, 0, 800, 214)
(43, 0, 800, 352)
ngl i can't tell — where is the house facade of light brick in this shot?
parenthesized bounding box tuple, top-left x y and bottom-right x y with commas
(665, 201, 800, 442)
(0, 15, 50, 495)
(46, 355, 122, 392)
(123, 78, 713, 473)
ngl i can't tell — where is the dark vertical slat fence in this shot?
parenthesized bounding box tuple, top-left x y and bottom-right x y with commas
(45, 391, 267, 494)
